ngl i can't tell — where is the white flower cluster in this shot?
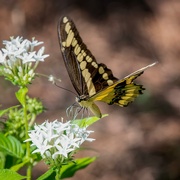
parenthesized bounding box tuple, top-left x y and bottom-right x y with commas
(0, 36, 48, 64)
(26, 120, 94, 160)
(0, 36, 49, 86)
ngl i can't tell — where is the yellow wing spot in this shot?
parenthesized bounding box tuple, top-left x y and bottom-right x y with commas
(63, 17, 68, 23)
(102, 73, 108, 80)
(107, 79, 114, 86)
(85, 71, 91, 82)
(121, 96, 134, 101)
(82, 69, 88, 79)
(86, 56, 92, 62)
(126, 89, 139, 93)
(80, 61, 87, 70)
(66, 30, 74, 47)
(91, 61, 98, 68)
(81, 50, 86, 57)
(119, 100, 128, 106)
(77, 53, 84, 62)
(126, 76, 135, 84)
(61, 47, 65, 52)
(62, 42, 66, 47)
(82, 68, 91, 82)
(87, 77, 96, 96)
(72, 38, 77, 47)
(74, 44, 81, 55)
(65, 22, 71, 33)
(98, 66, 105, 74)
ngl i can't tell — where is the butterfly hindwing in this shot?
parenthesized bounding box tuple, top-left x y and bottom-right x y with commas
(92, 70, 144, 106)
(92, 63, 157, 107)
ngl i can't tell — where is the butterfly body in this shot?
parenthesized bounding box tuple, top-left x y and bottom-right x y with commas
(58, 16, 157, 118)
(77, 96, 101, 118)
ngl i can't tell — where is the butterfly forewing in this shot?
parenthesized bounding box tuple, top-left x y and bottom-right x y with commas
(58, 17, 84, 95)
(58, 16, 118, 97)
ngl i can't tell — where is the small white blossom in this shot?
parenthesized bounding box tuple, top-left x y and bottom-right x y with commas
(17, 52, 36, 63)
(29, 37, 43, 50)
(48, 75, 61, 84)
(48, 75, 55, 84)
(26, 119, 95, 161)
(34, 47, 49, 61)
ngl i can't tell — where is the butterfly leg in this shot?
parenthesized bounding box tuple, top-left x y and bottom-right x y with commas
(66, 102, 78, 119)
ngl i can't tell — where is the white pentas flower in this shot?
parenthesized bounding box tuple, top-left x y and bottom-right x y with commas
(0, 36, 49, 86)
(26, 119, 94, 165)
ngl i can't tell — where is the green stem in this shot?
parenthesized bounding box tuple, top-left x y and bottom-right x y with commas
(55, 167, 61, 180)
(23, 91, 32, 180)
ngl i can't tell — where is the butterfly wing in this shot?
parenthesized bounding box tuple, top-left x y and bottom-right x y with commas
(91, 62, 157, 106)
(58, 16, 118, 97)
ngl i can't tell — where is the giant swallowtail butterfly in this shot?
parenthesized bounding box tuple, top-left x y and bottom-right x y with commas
(58, 16, 156, 118)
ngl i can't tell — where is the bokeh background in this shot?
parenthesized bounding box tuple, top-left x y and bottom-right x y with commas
(0, 0, 180, 179)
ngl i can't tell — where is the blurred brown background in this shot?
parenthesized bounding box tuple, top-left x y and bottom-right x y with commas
(0, 0, 180, 179)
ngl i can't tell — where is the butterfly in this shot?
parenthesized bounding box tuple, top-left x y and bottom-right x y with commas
(58, 16, 157, 118)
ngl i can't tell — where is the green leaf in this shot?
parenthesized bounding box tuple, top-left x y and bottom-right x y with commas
(0, 105, 20, 117)
(37, 157, 97, 179)
(10, 159, 29, 172)
(0, 133, 24, 159)
(60, 157, 97, 178)
(15, 87, 28, 107)
(0, 152, 6, 168)
(0, 169, 26, 180)
(72, 114, 108, 128)
(36, 168, 55, 180)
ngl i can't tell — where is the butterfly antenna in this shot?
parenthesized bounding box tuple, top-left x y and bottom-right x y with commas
(54, 82, 77, 96)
